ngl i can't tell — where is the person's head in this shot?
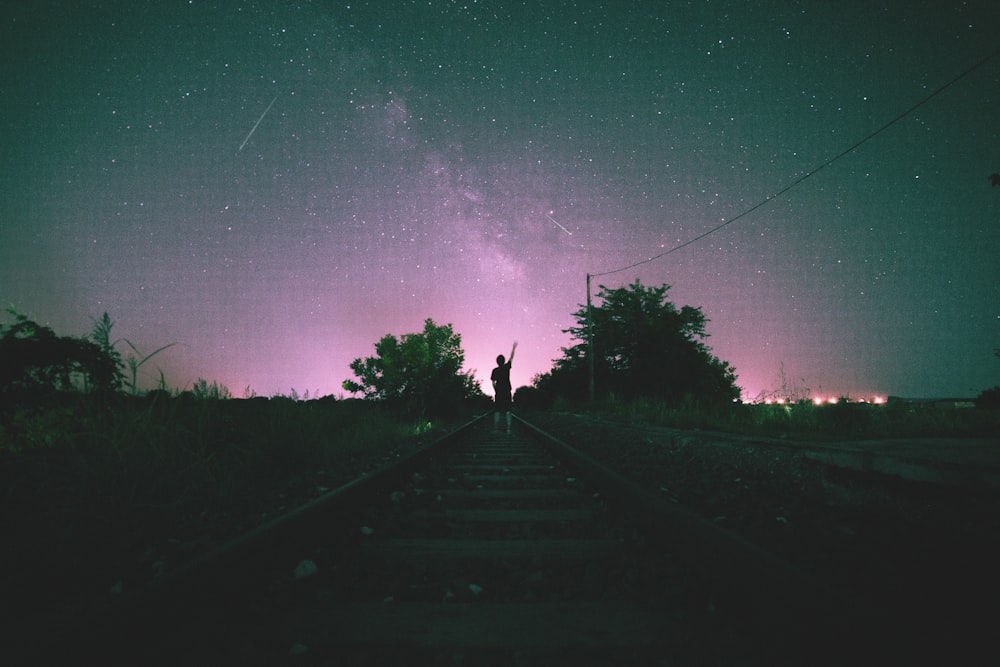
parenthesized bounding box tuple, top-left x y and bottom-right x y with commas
(496, 355, 505, 366)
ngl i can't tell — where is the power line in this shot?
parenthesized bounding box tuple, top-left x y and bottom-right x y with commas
(591, 48, 1000, 279)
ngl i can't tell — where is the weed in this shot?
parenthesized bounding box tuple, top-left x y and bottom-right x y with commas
(0, 392, 460, 562)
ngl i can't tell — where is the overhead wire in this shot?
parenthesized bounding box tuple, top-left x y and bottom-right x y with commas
(591, 48, 1000, 279)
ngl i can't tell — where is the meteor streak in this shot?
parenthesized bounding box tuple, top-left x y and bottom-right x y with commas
(238, 93, 279, 152)
(545, 213, 572, 236)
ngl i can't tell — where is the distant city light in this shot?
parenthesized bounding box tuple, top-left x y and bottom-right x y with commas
(756, 394, 887, 406)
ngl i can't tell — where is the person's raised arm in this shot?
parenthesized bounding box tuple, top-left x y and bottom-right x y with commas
(509, 341, 518, 365)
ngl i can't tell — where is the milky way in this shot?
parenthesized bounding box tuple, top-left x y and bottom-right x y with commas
(2, 1, 998, 400)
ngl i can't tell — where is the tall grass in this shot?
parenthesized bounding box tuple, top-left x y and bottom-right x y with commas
(0, 393, 451, 546)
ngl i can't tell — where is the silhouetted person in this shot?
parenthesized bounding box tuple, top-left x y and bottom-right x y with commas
(990, 173, 1000, 187)
(492, 341, 517, 433)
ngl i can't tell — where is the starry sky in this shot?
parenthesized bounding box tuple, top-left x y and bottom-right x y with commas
(2, 1, 998, 401)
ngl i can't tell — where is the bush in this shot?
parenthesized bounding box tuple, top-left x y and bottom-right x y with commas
(975, 386, 1000, 409)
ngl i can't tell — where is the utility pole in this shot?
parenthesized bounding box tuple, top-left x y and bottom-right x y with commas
(586, 273, 595, 401)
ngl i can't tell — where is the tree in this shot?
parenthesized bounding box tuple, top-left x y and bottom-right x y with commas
(343, 319, 483, 416)
(0, 309, 123, 400)
(977, 348, 1000, 408)
(547, 280, 738, 404)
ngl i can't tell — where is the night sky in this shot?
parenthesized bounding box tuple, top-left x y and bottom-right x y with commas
(3, 1, 998, 401)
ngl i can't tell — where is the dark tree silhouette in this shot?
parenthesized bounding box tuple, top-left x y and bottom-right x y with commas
(540, 280, 739, 404)
(0, 310, 123, 400)
(978, 348, 1000, 408)
(343, 318, 483, 416)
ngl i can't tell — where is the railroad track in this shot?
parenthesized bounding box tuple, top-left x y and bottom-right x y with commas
(69, 414, 888, 666)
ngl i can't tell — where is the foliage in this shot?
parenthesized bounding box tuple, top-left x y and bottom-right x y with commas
(513, 384, 550, 410)
(88, 312, 125, 395)
(978, 350, 1000, 408)
(976, 386, 1000, 409)
(0, 394, 455, 614)
(120, 338, 177, 395)
(343, 318, 484, 416)
(0, 309, 180, 400)
(0, 309, 122, 400)
(91, 311, 177, 395)
(191, 378, 233, 400)
(539, 280, 739, 405)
